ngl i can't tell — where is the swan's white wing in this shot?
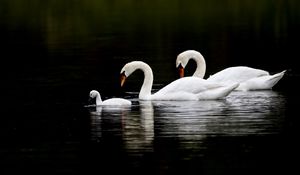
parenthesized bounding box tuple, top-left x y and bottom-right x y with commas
(207, 66, 269, 84)
(155, 77, 225, 95)
(151, 77, 238, 101)
(151, 91, 199, 101)
(236, 70, 286, 91)
(102, 98, 132, 106)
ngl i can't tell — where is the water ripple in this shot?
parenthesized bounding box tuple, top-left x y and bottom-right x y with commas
(87, 90, 286, 152)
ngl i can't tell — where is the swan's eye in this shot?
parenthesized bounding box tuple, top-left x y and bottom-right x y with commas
(178, 63, 183, 69)
(90, 92, 95, 97)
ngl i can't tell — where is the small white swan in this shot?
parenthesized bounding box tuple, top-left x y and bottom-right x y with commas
(89, 90, 132, 106)
(176, 50, 286, 91)
(120, 61, 238, 100)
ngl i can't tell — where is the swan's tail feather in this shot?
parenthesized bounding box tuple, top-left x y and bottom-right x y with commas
(236, 70, 286, 91)
(267, 70, 286, 88)
(271, 70, 286, 80)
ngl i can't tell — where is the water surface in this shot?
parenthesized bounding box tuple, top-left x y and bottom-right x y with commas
(83, 90, 291, 174)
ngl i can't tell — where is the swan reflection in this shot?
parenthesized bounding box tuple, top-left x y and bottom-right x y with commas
(151, 100, 228, 143)
(88, 90, 286, 153)
(89, 105, 131, 141)
(152, 90, 286, 139)
(122, 101, 154, 152)
(220, 90, 286, 135)
(88, 101, 154, 152)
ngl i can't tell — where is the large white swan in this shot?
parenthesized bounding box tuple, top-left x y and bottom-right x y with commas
(176, 50, 286, 91)
(120, 61, 238, 100)
(89, 90, 132, 106)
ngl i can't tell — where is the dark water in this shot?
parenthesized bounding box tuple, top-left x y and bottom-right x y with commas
(1, 0, 299, 174)
(85, 91, 294, 175)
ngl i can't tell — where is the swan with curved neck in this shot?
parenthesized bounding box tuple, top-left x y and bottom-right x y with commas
(176, 50, 206, 78)
(176, 50, 286, 91)
(121, 61, 153, 100)
(120, 61, 238, 100)
(89, 90, 132, 106)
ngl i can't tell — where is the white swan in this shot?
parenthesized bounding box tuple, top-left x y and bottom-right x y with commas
(120, 61, 238, 100)
(89, 90, 132, 106)
(176, 50, 286, 91)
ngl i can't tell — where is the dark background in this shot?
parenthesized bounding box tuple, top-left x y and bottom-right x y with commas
(1, 0, 299, 89)
(0, 0, 299, 174)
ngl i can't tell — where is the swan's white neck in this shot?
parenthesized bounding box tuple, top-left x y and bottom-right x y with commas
(190, 52, 206, 78)
(95, 92, 103, 105)
(124, 61, 153, 100)
(136, 62, 153, 100)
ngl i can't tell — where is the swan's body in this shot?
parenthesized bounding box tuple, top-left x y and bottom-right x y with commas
(207, 67, 286, 91)
(176, 50, 286, 91)
(120, 61, 238, 100)
(89, 90, 132, 106)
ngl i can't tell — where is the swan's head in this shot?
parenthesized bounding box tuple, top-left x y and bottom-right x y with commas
(120, 61, 146, 87)
(89, 90, 103, 105)
(176, 50, 205, 78)
(176, 61, 185, 78)
(176, 51, 195, 78)
(176, 54, 189, 69)
(120, 71, 127, 87)
(89, 90, 99, 98)
(120, 64, 132, 87)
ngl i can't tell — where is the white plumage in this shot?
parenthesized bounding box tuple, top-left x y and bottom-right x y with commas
(176, 50, 286, 91)
(120, 61, 238, 100)
(89, 90, 132, 106)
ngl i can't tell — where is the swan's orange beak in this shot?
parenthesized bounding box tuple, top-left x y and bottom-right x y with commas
(120, 73, 127, 87)
(178, 64, 184, 78)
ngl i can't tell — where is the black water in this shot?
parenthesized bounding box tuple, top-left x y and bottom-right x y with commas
(1, 0, 299, 174)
